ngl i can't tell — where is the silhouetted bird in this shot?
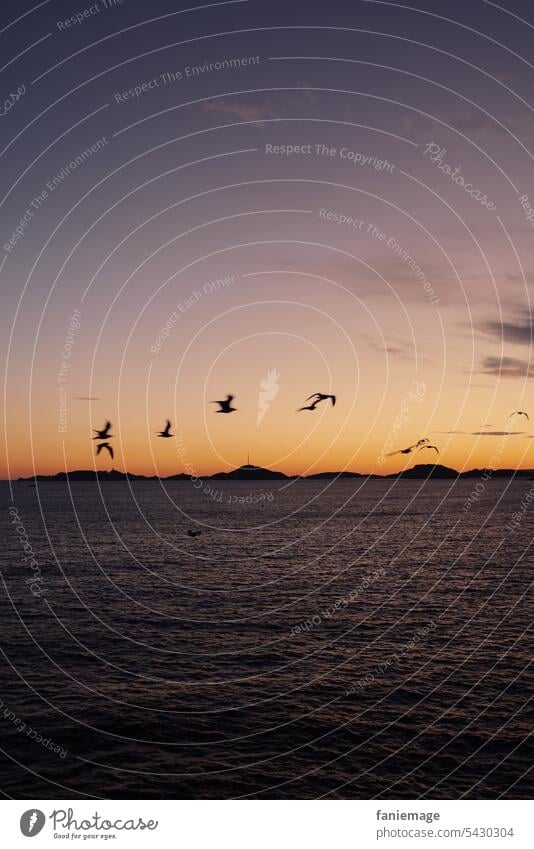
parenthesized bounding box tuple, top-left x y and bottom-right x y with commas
(157, 420, 173, 438)
(211, 394, 237, 413)
(298, 393, 336, 411)
(510, 410, 530, 421)
(387, 438, 430, 457)
(96, 442, 114, 459)
(93, 420, 113, 439)
(187, 529, 202, 537)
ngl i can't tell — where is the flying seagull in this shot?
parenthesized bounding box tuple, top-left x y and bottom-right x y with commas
(510, 411, 530, 421)
(387, 438, 430, 457)
(187, 529, 202, 538)
(418, 444, 440, 455)
(211, 394, 237, 413)
(157, 419, 173, 438)
(93, 420, 113, 439)
(298, 393, 336, 411)
(96, 442, 114, 459)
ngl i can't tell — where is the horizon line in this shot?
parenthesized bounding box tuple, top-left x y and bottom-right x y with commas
(7, 461, 534, 482)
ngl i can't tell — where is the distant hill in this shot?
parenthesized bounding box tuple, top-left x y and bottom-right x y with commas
(460, 468, 534, 478)
(305, 471, 366, 479)
(390, 463, 459, 479)
(209, 464, 291, 480)
(14, 463, 534, 482)
(21, 470, 153, 482)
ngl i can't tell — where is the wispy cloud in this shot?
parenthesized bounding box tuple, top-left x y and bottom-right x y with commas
(434, 430, 526, 436)
(434, 108, 534, 145)
(202, 85, 317, 127)
(472, 430, 525, 436)
(362, 334, 416, 361)
(203, 100, 279, 126)
(451, 114, 510, 137)
(479, 355, 533, 378)
(479, 310, 534, 345)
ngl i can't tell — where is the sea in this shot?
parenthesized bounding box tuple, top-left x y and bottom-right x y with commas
(0, 478, 532, 799)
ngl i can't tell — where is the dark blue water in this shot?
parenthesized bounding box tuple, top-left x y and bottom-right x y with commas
(0, 479, 532, 798)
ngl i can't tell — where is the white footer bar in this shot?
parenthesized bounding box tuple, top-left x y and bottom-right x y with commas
(3, 799, 532, 848)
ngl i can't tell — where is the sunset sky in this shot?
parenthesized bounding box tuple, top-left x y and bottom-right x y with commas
(2, 0, 534, 478)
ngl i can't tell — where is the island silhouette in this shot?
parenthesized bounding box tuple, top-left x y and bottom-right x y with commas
(13, 462, 534, 482)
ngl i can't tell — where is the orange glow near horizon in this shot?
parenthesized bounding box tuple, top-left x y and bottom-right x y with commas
(3, 302, 533, 480)
(3, 120, 534, 479)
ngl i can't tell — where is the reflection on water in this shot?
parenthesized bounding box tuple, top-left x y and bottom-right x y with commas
(0, 479, 531, 798)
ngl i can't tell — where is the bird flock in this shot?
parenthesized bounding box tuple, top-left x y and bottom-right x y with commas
(93, 420, 114, 460)
(91, 392, 336, 456)
(91, 402, 531, 465)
